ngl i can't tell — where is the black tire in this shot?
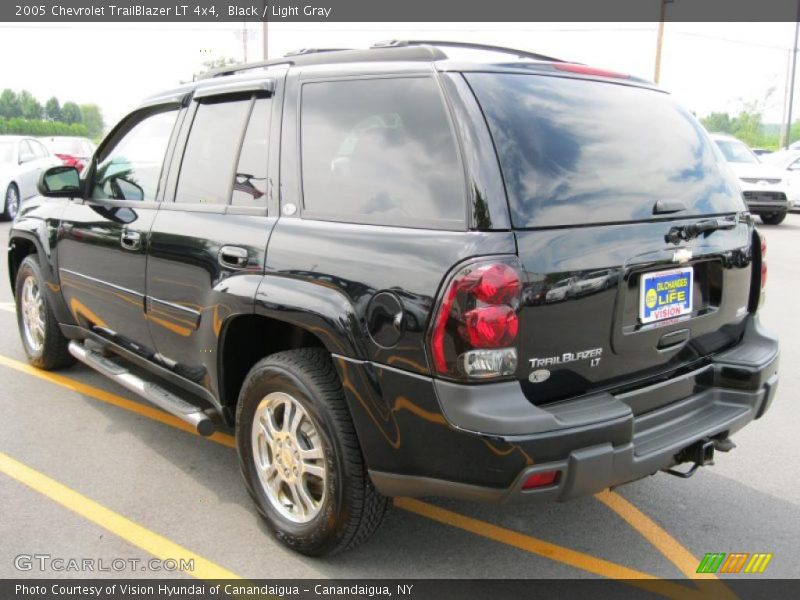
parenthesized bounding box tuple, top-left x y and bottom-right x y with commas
(236, 348, 387, 556)
(14, 255, 74, 370)
(2, 183, 20, 221)
(760, 212, 787, 225)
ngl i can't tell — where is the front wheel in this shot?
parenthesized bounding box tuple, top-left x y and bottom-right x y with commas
(2, 183, 19, 221)
(760, 212, 787, 225)
(236, 348, 387, 556)
(14, 256, 74, 369)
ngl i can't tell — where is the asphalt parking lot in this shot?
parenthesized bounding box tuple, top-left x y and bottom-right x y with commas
(0, 216, 798, 593)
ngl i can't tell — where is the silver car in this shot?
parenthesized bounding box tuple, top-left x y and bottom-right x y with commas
(0, 136, 60, 220)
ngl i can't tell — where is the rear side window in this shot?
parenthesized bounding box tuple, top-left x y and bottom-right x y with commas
(300, 77, 465, 228)
(176, 99, 251, 205)
(232, 97, 270, 206)
(466, 74, 744, 228)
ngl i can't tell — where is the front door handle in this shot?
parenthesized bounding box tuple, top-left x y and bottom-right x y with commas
(120, 229, 141, 251)
(218, 245, 248, 269)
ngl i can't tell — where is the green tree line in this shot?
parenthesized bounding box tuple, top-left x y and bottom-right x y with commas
(700, 99, 800, 150)
(0, 89, 104, 139)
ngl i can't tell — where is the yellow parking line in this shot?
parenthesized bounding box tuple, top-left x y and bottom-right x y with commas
(0, 302, 15, 313)
(0, 351, 740, 592)
(0, 450, 241, 580)
(0, 354, 235, 448)
(596, 490, 738, 600)
(395, 497, 710, 600)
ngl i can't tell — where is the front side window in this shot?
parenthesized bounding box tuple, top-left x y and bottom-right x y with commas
(92, 108, 178, 201)
(300, 77, 464, 228)
(176, 99, 251, 205)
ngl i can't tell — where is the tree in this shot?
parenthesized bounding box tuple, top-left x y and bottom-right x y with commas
(44, 97, 61, 121)
(60, 101, 82, 124)
(79, 104, 104, 139)
(18, 90, 42, 120)
(701, 112, 733, 134)
(0, 89, 22, 119)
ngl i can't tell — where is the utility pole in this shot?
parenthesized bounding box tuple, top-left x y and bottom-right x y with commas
(262, 0, 268, 60)
(785, 14, 800, 149)
(242, 21, 248, 63)
(654, 0, 674, 84)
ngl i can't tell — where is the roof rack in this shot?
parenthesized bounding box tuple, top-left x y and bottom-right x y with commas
(199, 41, 562, 80)
(200, 46, 448, 79)
(201, 59, 293, 79)
(283, 48, 353, 57)
(371, 39, 566, 63)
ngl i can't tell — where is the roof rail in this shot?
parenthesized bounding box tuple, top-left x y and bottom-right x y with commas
(284, 48, 354, 57)
(201, 58, 294, 79)
(371, 39, 566, 63)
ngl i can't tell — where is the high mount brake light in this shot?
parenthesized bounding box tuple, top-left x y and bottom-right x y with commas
(554, 63, 630, 80)
(430, 259, 522, 380)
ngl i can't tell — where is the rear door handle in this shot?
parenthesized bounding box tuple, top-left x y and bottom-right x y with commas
(218, 245, 248, 269)
(120, 229, 141, 251)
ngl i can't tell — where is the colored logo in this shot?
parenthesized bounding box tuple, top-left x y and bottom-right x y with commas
(696, 552, 773, 574)
(645, 288, 657, 309)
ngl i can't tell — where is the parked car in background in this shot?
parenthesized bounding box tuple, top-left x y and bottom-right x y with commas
(761, 149, 800, 211)
(751, 148, 773, 156)
(40, 136, 96, 172)
(710, 133, 790, 224)
(0, 135, 60, 220)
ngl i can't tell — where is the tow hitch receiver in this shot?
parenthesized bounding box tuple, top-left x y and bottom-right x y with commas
(663, 439, 716, 479)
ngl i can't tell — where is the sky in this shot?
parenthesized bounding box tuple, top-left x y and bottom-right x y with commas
(0, 21, 797, 130)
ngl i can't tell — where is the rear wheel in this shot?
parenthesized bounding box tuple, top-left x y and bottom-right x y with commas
(2, 183, 19, 221)
(14, 256, 74, 369)
(760, 212, 786, 225)
(236, 348, 387, 556)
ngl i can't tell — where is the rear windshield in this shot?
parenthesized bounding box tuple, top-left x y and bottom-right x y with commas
(466, 73, 744, 228)
(714, 139, 759, 164)
(48, 138, 84, 155)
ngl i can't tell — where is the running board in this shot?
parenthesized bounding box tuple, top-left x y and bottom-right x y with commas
(68, 341, 216, 437)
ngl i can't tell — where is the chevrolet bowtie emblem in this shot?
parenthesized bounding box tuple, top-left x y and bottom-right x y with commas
(673, 248, 692, 263)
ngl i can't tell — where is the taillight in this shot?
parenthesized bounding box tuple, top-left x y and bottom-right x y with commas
(430, 259, 522, 380)
(760, 234, 767, 290)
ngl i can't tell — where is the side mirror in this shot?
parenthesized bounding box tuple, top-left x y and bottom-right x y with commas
(38, 165, 81, 198)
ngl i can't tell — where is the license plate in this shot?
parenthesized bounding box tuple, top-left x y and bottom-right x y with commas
(639, 267, 693, 324)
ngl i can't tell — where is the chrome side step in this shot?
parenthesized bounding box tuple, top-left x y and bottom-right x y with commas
(68, 341, 216, 437)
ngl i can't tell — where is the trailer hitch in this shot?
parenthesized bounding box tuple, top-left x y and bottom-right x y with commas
(663, 439, 716, 479)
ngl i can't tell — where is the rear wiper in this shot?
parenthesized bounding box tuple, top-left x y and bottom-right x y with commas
(653, 199, 687, 214)
(665, 217, 737, 244)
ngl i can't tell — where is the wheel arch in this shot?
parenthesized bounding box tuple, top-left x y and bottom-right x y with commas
(217, 312, 332, 425)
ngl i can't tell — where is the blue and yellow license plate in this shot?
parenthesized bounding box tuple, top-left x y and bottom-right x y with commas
(639, 267, 693, 324)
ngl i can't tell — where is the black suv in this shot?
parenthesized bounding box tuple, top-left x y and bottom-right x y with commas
(8, 41, 779, 556)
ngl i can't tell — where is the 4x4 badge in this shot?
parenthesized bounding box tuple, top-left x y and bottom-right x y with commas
(673, 248, 692, 264)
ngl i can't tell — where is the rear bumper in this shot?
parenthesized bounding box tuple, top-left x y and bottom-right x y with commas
(746, 201, 790, 213)
(366, 316, 779, 502)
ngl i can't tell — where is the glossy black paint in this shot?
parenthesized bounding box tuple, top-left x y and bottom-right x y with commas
(6, 55, 774, 498)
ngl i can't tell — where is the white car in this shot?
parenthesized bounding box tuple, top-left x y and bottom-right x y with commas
(710, 133, 791, 225)
(0, 135, 60, 221)
(761, 149, 800, 211)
